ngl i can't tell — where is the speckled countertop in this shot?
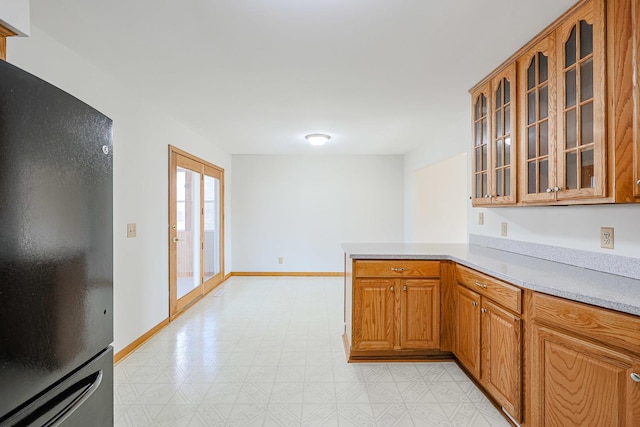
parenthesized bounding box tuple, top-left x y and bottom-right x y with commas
(342, 243, 640, 317)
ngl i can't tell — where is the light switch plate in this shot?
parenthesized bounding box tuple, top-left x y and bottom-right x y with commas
(600, 227, 614, 249)
(127, 223, 137, 238)
(501, 222, 508, 237)
(278, 257, 283, 264)
(478, 212, 484, 225)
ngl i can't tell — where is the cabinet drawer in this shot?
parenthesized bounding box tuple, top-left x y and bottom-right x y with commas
(354, 260, 440, 278)
(456, 265, 522, 314)
(532, 292, 640, 356)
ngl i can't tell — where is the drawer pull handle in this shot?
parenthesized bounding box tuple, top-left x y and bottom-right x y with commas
(390, 287, 395, 292)
(471, 301, 478, 307)
(631, 373, 640, 382)
(390, 267, 406, 272)
(481, 308, 487, 313)
(474, 280, 487, 289)
(403, 285, 407, 291)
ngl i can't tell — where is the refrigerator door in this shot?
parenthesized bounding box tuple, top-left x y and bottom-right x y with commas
(0, 60, 113, 421)
(0, 346, 114, 427)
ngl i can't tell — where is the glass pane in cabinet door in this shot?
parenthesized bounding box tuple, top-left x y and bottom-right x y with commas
(539, 53, 548, 83)
(505, 137, 511, 164)
(497, 139, 504, 167)
(496, 82, 503, 108)
(475, 147, 482, 171)
(566, 68, 577, 108)
(528, 126, 537, 159)
(581, 102, 594, 145)
(482, 173, 488, 197)
(476, 175, 482, 198)
(482, 119, 488, 145)
(475, 98, 481, 120)
(528, 161, 537, 194)
(505, 105, 510, 134)
(496, 111, 503, 138)
(528, 92, 537, 125)
(580, 59, 593, 101)
(504, 168, 511, 196)
(580, 20, 593, 58)
(566, 151, 578, 189)
(482, 145, 488, 170)
(540, 160, 549, 192)
(539, 86, 548, 119)
(581, 148, 595, 188)
(481, 94, 487, 116)
(496, 170, 503, 197)
(566, 109, 577, 148)
(475, 122, 481, 146)
(540, 121, 549, 156)
(528, 58, 536, 90)
(504, 79, 510, 103)
(566, 26, 577, 66)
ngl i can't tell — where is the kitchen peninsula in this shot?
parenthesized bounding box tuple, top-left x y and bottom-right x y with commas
(342, 242, 640, 425)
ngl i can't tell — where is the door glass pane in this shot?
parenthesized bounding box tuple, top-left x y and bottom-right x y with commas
(504, 137, 511, 165)
(497, 138, 504, 167)
(475, 98, 480, 119)
(539, 86, 548, 119)
(528, 126, 537, 159)
(474, 122, 481, 146)
(475, 147, 482, 171)
(482, 173, 487, 197)
(496, 82, 503, 108)
(496, 111, 503, 138)
(528, 161, 537, 194)
(539, 53, 548, 83)
(496, 169, 503, 197)
(481, 94, 487, 116)
(203, 175, 220, 281)
(482, 145, 487, 170)
(540, 159, 549, 193)
(528, 92, 536, 125)
(482, 119, 488, 145)
(580, 58, 593, 101)
(540, 121, 549, 156)
(566, 68, 577, 108)
(504, 105, 510, 134)
(504, 168, 511, 196)
(504, 79, 510, 103)
(580, 20, 593, 58)
(566, 109, 577, 149)
(176, 167, 201, 300)
(566, 26, 577, 67)
(475, 174, 482, 198)
(527, 57, 536, 90)
(566, 152, 578, 189)
(581, 148, 595, 188)
(581, 102, 594, 145)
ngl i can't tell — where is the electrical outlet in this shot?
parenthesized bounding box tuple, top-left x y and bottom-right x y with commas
(600, 227, 614, 249)
(278, 257, 283, 264)
(127, 223, 137, 238)
(501, 222, 508, 237)
(478, 212, 484, 225)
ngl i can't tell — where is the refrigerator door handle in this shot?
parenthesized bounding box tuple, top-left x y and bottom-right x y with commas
(46, 370, 103, 427)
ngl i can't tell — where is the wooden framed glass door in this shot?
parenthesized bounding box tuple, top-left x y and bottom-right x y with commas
(169, 146, 224, 318)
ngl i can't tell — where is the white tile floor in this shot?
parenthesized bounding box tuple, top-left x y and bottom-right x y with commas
(114, 277, 511, 426)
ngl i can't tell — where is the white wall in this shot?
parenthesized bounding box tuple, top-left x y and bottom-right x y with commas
(412, 153, 468, 243)
(0, 0, 30, 35)
(8, 27, 233, 353)
(232, 155, 404, 272)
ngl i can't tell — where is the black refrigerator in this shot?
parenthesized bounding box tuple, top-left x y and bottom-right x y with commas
(0, 59, 113, 426)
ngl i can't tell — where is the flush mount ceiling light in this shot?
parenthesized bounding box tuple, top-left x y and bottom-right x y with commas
(305, 133, 331, 146)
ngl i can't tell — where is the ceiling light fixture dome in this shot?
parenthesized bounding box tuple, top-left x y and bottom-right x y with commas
(305, 133, 330, 146)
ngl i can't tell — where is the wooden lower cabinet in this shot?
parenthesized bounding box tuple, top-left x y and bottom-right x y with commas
(455, 280, 522, 422)
(349, 260, 441, 358)
(528, 291, 640, 426)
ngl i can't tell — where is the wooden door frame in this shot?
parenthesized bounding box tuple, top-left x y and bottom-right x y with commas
(169, 145, 225, 319)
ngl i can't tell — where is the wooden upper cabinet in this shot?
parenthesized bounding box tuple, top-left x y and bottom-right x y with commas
(555, 0, 607, 201)
(471, 65, 517, 206)
(471, 82, 492, 205)
(519, 36, 558, 203)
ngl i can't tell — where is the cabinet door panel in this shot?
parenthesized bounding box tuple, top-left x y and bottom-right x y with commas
(531, 325, 640, 426)
(353, 279, 395, 350)
(482, 300, 522, 422)
(401, 279, 440, 349)
(471, 82, 493, 206)
(456, 285, 481, 378)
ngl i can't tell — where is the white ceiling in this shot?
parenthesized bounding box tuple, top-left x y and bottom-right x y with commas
(29, 0, 577, 155)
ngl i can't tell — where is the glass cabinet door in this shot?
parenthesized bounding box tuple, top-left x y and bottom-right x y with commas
(519, 36, 557, 203)
(556, 0, 605, 200)
(490, 64, 517, 204)
(471, 82, 492, 206)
